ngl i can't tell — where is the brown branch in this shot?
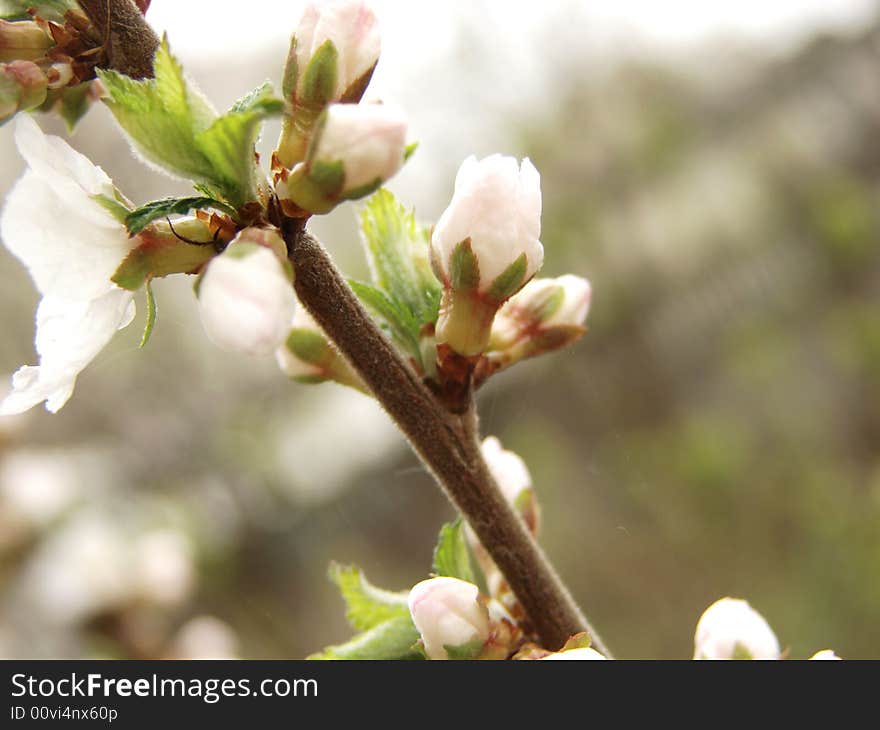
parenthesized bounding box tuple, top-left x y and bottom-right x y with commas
(85, 0, 609, 654)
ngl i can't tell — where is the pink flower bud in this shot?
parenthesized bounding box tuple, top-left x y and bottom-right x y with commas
(0, 60, 47, 123)
(0, 20, 53, 63)
(694, 597, 781, 660)
(291, 0, 380, 103)
(408, 577, 490, 660)
(198, 229, 296, 357)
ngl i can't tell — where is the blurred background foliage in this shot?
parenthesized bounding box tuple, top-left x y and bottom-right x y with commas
(1, 1, 879, 659)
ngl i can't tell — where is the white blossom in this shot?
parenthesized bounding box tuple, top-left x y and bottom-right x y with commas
(408, 577, 490, 660)
(431, 154, 544, 296)
(481, 436, 533, 507)
(694, 597, 781, 660)
(809, 649, 842, 660)
(0, 115, 137, 415)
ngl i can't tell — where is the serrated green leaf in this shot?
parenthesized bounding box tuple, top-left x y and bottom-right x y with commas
(450, 238, 480, 291)
(359, 189, 441, 328)
(329, 563, 411, 633)
(308, 616, 423, 661)
(140, 280, 157, 348)
(348, 279, 422, 360)
(99, 41, 281, 209)
(487, 252, 528, 301)
(0, 0, 74, 21)
(432, 519, 475, 584)
(194, 83, 283, 207)
(125, 196, 234, 235)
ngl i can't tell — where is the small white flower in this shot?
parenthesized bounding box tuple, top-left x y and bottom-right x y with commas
(540, 648, 607, 661)
(809, 649, 842, 660)
(198, 230, 296, 357)
(0, 115, 137, 415)
(408, 577, 490, 660)
(432, 154, 544, 296)
(694, 597, 781, 660)
(293, 0, 380, 101)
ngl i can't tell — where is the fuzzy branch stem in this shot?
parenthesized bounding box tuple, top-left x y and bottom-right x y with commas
(83, 0, 609, 654)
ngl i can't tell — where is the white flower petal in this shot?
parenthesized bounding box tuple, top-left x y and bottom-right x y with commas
(1, 170, 133, 300)
(0, 290, 135, 415)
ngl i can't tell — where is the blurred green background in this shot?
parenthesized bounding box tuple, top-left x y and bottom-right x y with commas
(1, 1, 878, 659)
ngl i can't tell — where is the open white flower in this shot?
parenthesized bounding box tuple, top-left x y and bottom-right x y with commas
(694, 597, 781, 660)
(0, 115, 137, 415)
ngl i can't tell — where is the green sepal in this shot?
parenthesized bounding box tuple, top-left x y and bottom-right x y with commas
(338, 60, 377, 104)
(532, 284, 566, 322)
(340, 176, 383, 202)
(487, 252, 528, 302)
(125, 196, 235, 235)
(56, 82, 92, 130)
(284, 159, 345, 214)
(285, 328, 329, 365)
(328, 562, 411, 632)
(432, 518, 475, 584)
(112, 234, 216, 291)
(281, 36, 299, 101)
(560, 632, 592, 652)
(403, 141, 419, 162)
(731, 642, 755, 660)
(298, 39, 338, 107)
(449, 238, 480, 291)
(91, 193, 131, 224)
(139, 280, 157, 348)
(348, 279, 421, 361)
(308, 616, 423, 661)
(443, 638, 485, 661)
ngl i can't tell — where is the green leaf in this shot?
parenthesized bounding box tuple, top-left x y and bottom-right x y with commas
(194, 82, 283, 207)
(99, 40, 281, 209)
(431, 519, 475, 584)
(450, 238, 480, 291)
(487, 252, 527, 302)
(140, 280, 157, 348)
(328, 563, 411, 632)
(359, 189, 442, 328)
(112, 232, 216, 291)
(125, 196, 234, 236)
(348, 279, 422, 360)
(0, 0, 74, 21)
(57, 82, 93, 131)
(308, 617, 423, 661)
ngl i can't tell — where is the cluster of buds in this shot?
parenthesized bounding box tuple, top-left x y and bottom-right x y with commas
(273, 0, 408, 216)
(0, 8, 114, 127)
(407, 576, 520, 660)
(694, 597, 841, 660)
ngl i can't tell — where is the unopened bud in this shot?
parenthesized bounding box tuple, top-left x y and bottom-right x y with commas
(278, 103, 407, 215)
(198, 228, 296, 356)
(481, 436, 538, 534)
(276, 305, 366, 391)
(0, 20, 53, 63)
(487, 274, 590, 369)
(0, 60, 48, 124)
(694, 597, 781, 660)
(277, 0, 380, 167)
(431, 155, 544, 356)
(408, 577, 490, 660)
